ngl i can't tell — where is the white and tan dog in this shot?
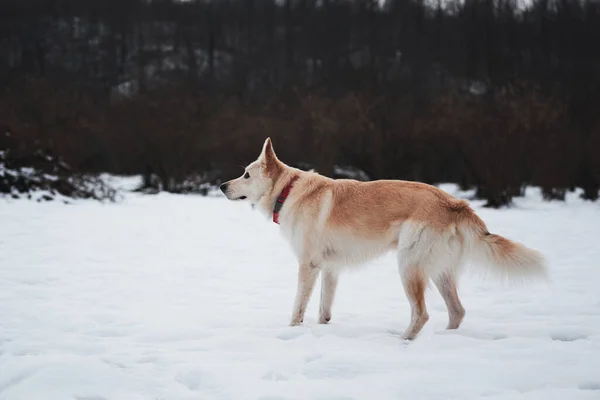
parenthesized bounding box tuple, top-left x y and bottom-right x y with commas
(220, 138, 548, 340)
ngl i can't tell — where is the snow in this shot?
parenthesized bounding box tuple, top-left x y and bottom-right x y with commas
(1, 182, 599, 400)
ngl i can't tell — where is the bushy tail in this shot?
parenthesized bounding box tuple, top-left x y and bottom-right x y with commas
(459, 212, 549, 284)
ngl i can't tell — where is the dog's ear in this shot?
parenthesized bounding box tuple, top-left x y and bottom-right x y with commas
(260, 137, 281, 176)
(260, 137, 276, 162)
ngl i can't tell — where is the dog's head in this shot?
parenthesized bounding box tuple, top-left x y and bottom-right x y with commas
(220, 137, 283, 204)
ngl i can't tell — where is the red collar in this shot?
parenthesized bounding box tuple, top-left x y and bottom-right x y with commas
(273, 176, 299, 224)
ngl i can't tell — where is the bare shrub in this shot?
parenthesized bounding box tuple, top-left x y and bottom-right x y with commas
(582, 120, 600, 201)
(107, 85, 213, 193)
(517, 85, 575, 201)
(424, 90, 525, 207)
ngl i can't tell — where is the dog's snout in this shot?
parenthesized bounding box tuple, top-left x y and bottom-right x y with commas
(220, 182, 228, 193)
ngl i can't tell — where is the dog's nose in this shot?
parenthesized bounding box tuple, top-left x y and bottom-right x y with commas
(220, 182, 228, 193)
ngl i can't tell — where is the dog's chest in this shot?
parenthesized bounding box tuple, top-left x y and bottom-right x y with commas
(279, 221, 392, 268)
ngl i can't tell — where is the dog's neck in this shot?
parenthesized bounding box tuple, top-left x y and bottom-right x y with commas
(272, 175, 299, 224)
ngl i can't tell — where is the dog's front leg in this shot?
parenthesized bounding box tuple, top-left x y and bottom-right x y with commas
(318, 269, 339, 324)
(290, 262, 320, 326)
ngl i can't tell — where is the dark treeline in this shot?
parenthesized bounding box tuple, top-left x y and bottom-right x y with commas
(1, 0, 599, 205)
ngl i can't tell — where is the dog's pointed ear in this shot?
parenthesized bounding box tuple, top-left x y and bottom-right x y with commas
(259, 137, 281, 175)
(260, 137, 277, 163)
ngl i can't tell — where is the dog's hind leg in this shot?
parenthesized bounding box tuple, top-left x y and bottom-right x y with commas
(396, 222, 432, 340)
(290, 262, 320, 326)
(434, 272, 465, 330)
(318, 269, 339, 324)
(399, 265, 430, 340)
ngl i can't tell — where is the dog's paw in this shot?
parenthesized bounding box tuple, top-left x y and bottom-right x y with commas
(318, 315, 331, 324)
(289, 318, 303, 326)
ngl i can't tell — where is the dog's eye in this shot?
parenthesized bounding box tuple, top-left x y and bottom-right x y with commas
(244, 172, 250, 179)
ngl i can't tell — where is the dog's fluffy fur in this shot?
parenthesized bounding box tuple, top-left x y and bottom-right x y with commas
(221, 138, 548, 340)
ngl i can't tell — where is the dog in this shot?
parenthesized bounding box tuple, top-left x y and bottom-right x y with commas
(220, 138, 548, 340)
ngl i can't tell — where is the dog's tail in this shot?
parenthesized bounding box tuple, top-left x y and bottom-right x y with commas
(454, 203, 549, 284)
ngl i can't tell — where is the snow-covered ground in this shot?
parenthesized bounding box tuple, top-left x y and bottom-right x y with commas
(1, 180, 599, 400)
